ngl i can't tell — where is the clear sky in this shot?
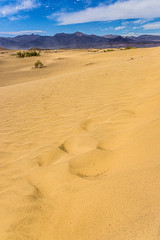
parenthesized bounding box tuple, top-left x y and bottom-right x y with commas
(1, 0, 160, 37)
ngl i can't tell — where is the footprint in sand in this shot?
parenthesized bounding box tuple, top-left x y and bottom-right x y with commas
(59, 135, 97, 155)
(80, 119, 96, 131)
(33, 147, 67, 167)
(97, 134, 127, 150)
(69, 149, 113, 178)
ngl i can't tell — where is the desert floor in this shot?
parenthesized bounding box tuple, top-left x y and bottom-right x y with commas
(0, 47, 160, 240)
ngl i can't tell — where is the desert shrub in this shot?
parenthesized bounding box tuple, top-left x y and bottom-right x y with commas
(104, 49, 114, 52)
(17, 51, 25, 58)
(124, 46, 136, 50)
(17, 51, 40, 58)
(88, 49, 99, 52)
(29, 51, 40, 56)
(34, 60, 44, 68)
(25, 51, 31, 57)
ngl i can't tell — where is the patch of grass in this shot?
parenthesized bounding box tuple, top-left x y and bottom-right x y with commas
(17, 51, 40, 58)
(34, 60, 44, 68)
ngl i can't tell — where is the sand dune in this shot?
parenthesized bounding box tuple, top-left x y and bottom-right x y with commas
(0, 47, 160, 239)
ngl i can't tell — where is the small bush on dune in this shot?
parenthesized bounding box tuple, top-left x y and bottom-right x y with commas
(103, 49, 114, 52)
(34, 60, 44, 68)
(30, 51, 40, 56)
(107, 49, 114, 52)
(25, 51, 32, 57)
(17, 51, 25, 58)
(17, 51, 40, 58)
(124, 46, 136, 50)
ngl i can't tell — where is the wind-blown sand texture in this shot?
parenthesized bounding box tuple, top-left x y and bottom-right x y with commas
(0, 47, 160, 240)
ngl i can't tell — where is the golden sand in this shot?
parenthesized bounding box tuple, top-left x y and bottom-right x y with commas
(0, 48, 160, 239)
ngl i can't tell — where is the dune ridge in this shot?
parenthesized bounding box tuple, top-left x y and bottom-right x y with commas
(0, 47, 160, 239)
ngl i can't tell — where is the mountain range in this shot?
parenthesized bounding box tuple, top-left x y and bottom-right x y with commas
(1, 32, 160, 49)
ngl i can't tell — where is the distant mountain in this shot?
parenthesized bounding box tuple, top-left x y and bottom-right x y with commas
(103, 34, 119, 39)
(0, 37, 21, 49)
(28, 33, 112, 49)
(1, 32, 160, 49)
(109, 36, 131, 43)
(11, 34, 40, 43)
(129, 35, 160, 42)
(73, 32, 87, 37)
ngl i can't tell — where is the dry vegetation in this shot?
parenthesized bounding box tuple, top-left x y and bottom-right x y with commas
(17, 50, 40, 58)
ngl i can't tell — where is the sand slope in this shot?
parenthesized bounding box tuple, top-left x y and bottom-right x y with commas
(0, 48, 160, 239)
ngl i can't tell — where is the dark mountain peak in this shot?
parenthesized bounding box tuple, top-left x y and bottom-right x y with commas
(110, 36, 129, 43)
(74, 32, 86, 36)
(54, 32, 68, 37)
(115, 36, 125, 40)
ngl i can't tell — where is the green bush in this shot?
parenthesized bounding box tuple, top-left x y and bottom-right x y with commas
(124, 46, 136, 50)
(17, 51, 25, 58)
(17, 51, 40, 58)
(34, 60, 44, 68)
(104, 49, 114, 52)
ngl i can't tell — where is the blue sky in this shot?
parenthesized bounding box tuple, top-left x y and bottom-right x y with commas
(1, 0, 160, 37)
